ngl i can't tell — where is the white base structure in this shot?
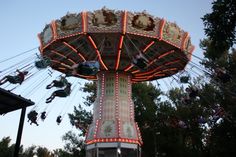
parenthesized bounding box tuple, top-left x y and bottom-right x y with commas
(85, 72, 142, 157)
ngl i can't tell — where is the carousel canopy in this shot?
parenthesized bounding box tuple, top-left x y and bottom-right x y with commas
(38, 8, 194, 82)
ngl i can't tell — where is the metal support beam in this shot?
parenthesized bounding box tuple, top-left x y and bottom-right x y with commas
(14, 107, 26, 157)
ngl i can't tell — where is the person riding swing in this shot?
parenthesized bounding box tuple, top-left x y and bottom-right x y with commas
(46, 76, 69, 89)
(186, 86, 199, 99)
(181, 86, 199, 105)
(214, 67, 231, 83)
(0, 69, 28, 85)
(35, 56, 51, 69)
(46, 83, 72, 103)
(56, 115, 62, 125)
(71, 61, 100, 76)
(40, 111, 47, 121)
(132, 53, 149, 70)
(27, 110, 39, 126)
(180, 75, 190, 83)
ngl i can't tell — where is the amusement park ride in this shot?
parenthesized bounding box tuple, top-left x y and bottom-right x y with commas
(37, 8, 194, 157)
(1, 8, 197, 157)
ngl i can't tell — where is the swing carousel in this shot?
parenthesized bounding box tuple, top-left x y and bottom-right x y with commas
(1, 6, 233, 157)
(36, 8, 194, 157)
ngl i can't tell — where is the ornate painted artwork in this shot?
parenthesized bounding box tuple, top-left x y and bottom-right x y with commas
(132, 14, 155, 31)
(101, 120, 115, 137)
(92, 9, 117, 27)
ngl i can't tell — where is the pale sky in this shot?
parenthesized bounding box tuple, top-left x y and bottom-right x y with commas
(0, 0, 213, 151)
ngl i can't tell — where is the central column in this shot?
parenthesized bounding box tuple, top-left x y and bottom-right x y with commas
(86, 71, 142, 157)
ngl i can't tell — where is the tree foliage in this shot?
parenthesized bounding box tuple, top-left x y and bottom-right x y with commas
(200, 0, 236, 156)
(201, 0, 236, 61)
(0, 136, 15, 157)
(61, 131, 85, 157)
(0, 137, 55, 157)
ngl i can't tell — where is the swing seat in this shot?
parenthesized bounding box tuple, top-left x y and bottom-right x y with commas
(218, 73, 231, 83)
(53, 80, 67, 88)
(40, 112, 46, 120)
(189, 90, 198, 98)
(35, 58, 51, 69)
(27, 111, 38, 122)
(77, 61, 99, 75)
(54, 84, 71, 97)
(54, 90, 70, 97)
(133, 58, 148, 70)
(75, 121, 83, 129)
(6, 76, 21, 84)
(178, 121, 187, 128)
(41, 114, 46, 120)
(180, 76, 189, 83)
(56, 116, 62, 124)
(198, 117, 207, 124)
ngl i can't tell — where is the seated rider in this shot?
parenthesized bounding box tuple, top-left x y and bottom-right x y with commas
(75, 120, 83, 129)
(214, 106, 225, 117)
(181, 86, 198, 105)
(46, 76, 68, 89)
(27, 110, 39, 126)
(132, 53, 149, 70)
(71, 61, 99, 76)
(169, 117, 179, 128)
(178, 120, 187, 129)
(198, 116, 207, 124)
(180, 75, 190, 83)
(186, 86, 199, 99)
(181, 94, 191, 104)
(208, 105, 225, 124)
(46, 83, 72, 103)
(214, 67, 231, 83)
(0, 69, 28, 85)
(40, 111, 47, 121)
(56, 115, 62, 125)
(35, 56, 51, 69)
(74, 119, 88, 130)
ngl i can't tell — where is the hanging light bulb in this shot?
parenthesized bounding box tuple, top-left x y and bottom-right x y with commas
(117, 147, 121, 154)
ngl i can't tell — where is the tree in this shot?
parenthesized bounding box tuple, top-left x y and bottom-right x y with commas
(20, 145, 54, 157)
(20, 145, 36, 157)
(36, 146, 54, 157)
(60, 82, 95, 157)
(200, 0, 236, 156)
(61, 131, 85, 157)
(68, 105, 92, 136)
(0, 136, 15, 157)
(201, 0, 236, 61)
(164, 81, 209, 157)
(53, 148, 73, 157)
(132, 82, 162, 157)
